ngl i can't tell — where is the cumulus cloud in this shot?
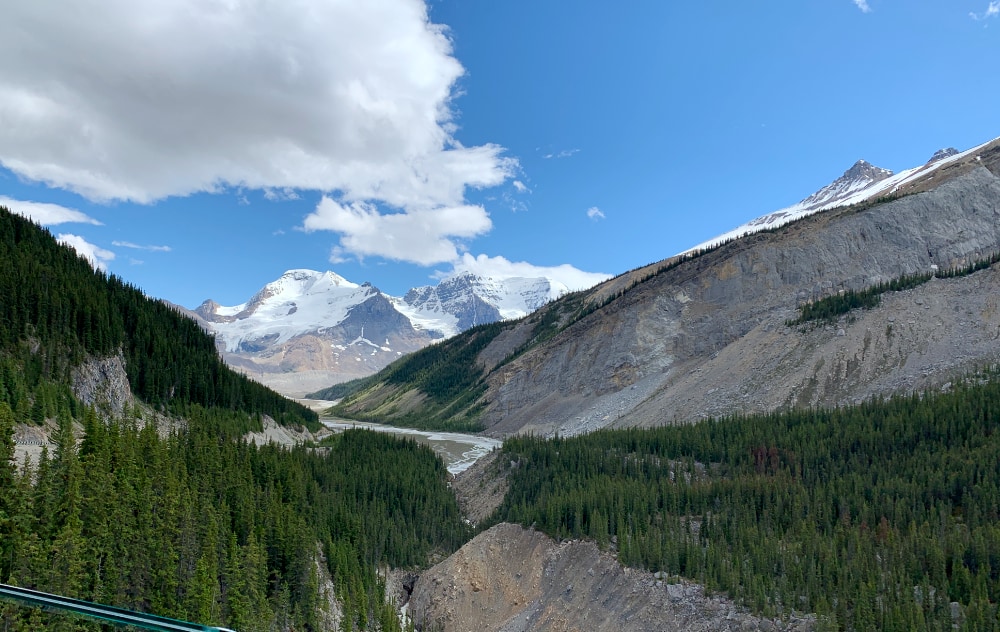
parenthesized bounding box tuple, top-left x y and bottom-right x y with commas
(112, 240, 171, 252)
(0, 0, 514, 214)
(0, 196, 101, 226)
(447, 253, 611, 291)
(303, 196, 492, 265)
(970, 1, 1000, 19)
(587, 206, 606, 220)
(512, 180, 529, 193)
(853, 0, 872, 12)
(57, 234, 115, 270)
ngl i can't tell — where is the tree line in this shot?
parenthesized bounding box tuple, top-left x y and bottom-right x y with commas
(325, 321, 510, 432)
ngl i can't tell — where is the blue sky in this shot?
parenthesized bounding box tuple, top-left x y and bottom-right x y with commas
(1, 1, 998, 308)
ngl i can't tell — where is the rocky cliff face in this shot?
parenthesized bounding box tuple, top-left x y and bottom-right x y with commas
(409, 523, 813, 632)
(475, 148, 1000, 437)
(71, 352, 134, 417)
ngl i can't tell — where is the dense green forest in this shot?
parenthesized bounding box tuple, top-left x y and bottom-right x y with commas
(0, 207, 317, 430)
(490, 374, 1000, 630)
(0, 408, 468, 630)
(0, 207, 470, 629)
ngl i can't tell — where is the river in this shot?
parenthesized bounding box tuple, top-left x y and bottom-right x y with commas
(320, 418, 502, 475)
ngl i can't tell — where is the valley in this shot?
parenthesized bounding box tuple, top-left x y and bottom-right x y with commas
(4, 2, 1000, 630)
(5, 134, 1000, 631)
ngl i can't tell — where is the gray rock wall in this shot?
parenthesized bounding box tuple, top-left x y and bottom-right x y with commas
(71, 352, 134, 417)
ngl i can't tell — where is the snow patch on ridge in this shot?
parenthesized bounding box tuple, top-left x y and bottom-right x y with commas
(682, 137, 1000, 256)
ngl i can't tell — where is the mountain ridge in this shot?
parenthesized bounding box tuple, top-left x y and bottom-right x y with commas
(683, 136, 999, 255)
(325, 135, 1000, 435)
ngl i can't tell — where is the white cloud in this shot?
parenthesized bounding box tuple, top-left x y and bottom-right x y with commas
(542, 149, 580, 159)
(853, 0, 872, 13)
(263, 187, 301, 202)
(57, 234, 115, 270)
(587, 206, 606, 220)
(112, 240, 171, 252)
(0, 0, 514, 213)
(0, 196, 101, 225)
(970, 1, 1000, 19)
(303, 196, 492, 265)
(513, 180, 529, 194)
(447, 253, 610, 291)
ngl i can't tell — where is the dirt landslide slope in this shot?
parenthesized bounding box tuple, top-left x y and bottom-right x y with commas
(409, 523, 814, 632)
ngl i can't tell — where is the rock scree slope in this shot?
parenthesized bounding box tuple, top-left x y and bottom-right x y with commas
(409, 522, 814, 632)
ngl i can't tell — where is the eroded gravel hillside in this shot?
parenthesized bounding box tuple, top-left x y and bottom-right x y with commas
(409, 523, 814, 632)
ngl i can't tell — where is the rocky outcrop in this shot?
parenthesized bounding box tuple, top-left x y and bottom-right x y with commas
(71, 352, 134, 417)
(242, 414, 331, 447)
(313, 545, 344, 632)
(450, 450, 508, 526)
(927, 148, 959, 164)
(793, 158, 893, 212)
(409, 523, 813, 632)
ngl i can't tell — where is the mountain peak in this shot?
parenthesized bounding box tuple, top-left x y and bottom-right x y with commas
(277, 269, 353, 287)
(193, 299, 229, 322)
(841, 159, 893, 183)
(193, 267, 572, 392)
(927, 148, 959, 164)
(197, 298, 222, 313)
(280, 268, 322, 279)
(783, 159, 893, 216)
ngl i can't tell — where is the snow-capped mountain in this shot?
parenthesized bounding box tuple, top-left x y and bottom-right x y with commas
(683, 137, 999, 255)
(197, 270, 374, 352)
(192, 269, 572, 396)
(398, 274, 569, 337)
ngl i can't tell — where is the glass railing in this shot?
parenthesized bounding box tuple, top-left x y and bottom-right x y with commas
(0, 583, 235, 631)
